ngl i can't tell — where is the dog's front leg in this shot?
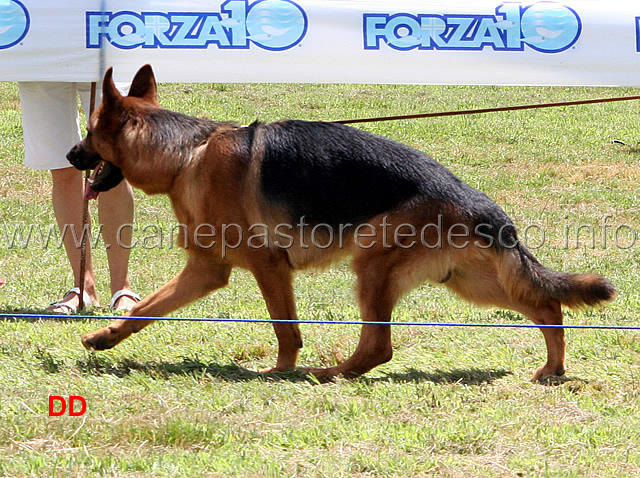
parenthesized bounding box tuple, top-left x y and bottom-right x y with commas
(250, 254, 302, 373)
(81, 256, 232, 350)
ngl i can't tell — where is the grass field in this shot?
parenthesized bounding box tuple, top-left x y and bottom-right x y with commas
(1, 80, 640, 477)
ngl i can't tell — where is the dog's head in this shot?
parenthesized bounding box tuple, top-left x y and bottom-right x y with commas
(67, 64, 159, 199)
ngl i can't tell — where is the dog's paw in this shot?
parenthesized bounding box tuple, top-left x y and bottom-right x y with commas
(531, 364, 566, 383)
(81, 330, 114, 351)
(81, 326, 129, 351)
(301, 367, 340, 383)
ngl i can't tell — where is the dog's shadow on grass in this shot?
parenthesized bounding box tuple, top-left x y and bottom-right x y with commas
(378, 368, 586, 387)
(74, 355, 275, 382)
(68, 355, 513, 386)
(375, 368, 511, 385)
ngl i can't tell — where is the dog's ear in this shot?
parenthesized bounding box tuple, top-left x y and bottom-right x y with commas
(102, 67, 122, 111)
(127, 64, 158, 104)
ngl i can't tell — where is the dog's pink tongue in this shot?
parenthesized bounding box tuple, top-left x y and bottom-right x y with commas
(84, 169, 100, 200)
(85, 183, 99, 200)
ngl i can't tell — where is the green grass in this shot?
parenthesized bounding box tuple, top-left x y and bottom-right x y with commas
(1, 80, 640, 476)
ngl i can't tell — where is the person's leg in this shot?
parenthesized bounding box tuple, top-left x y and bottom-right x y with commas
(98, 180, 136, 309)
(49, 167, 99, 310)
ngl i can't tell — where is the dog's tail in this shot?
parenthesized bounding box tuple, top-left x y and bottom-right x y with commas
(504, 242, 616, 308)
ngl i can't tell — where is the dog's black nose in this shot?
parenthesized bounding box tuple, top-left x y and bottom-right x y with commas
(66, 145, 79, 164)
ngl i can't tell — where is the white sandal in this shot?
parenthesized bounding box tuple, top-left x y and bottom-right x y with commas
(48, 287, 94, 314)
(109, 289, 141, 311)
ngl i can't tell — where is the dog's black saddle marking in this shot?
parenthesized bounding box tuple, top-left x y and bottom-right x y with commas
(258, 121, 515, 246)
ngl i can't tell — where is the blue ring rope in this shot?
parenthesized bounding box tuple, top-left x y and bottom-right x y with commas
(1, 313, 639, 330)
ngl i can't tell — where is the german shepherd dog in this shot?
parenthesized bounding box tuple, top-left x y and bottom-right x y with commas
(67, 65, 615, 382)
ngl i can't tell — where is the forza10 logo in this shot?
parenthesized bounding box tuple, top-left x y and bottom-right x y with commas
(364, 2, 582, 53)
(87, 0, 307, 51)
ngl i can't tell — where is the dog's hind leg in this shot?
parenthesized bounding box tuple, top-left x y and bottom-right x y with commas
(445, 254, 566, 382)
(512, 301, 565, 382)
(304, 253, 402, 380)
(250, 253, 303, 372)
(81, 255, 232, 350)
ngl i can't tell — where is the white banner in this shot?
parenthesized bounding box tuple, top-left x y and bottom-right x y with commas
(1, 0, 640, 86)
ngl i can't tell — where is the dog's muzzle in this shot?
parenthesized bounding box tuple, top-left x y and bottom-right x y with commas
(66, 143, 103, 171)
(67, 143, 125, 199)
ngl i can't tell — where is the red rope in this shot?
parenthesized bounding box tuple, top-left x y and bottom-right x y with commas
(332, 94, 640, 125)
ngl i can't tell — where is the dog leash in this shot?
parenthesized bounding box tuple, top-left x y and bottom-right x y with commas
(331, 94, 640, 125)
(77, 83, 98, 309)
